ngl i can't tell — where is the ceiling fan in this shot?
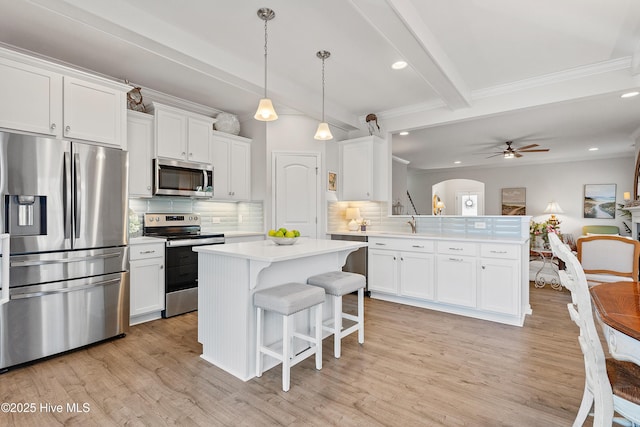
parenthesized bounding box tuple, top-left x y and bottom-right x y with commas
(486, 141, 550, 159)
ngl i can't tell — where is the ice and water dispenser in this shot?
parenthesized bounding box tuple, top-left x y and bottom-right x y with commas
(5, 195, 47, 236)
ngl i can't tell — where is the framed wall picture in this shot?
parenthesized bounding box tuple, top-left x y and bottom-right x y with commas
(501, 187, 526, 215)
(328, 171, 337, 192)
(584, 184, 616, 218)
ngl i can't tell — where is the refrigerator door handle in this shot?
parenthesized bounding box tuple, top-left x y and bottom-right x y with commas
(10, 251, 121, 267)
(64, 152, 72, 239)
(0, 234, 9, 305)
(11, 277, 121, 300)
(74, 152, 81, 238)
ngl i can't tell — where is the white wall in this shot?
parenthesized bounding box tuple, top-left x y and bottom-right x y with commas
(408, 156, 634, 237)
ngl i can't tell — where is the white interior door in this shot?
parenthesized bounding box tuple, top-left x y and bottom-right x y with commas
(274, 153, 319, 238)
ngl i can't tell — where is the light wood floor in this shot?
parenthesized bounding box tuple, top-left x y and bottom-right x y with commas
(1, 285, 593, 426)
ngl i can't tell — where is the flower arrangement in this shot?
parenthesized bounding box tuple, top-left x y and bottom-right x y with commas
(530, 219, 561, 249)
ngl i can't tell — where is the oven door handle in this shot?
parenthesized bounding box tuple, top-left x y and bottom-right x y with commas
(166, 238, 225, 247)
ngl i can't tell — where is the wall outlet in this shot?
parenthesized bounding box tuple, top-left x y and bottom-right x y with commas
(474, 221, 486, 229)
(211, 217, 221, 224)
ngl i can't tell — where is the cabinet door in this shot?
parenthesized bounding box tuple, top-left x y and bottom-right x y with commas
(211, 136, 230, 198)
(341, 140, 372, 200)
(63, 77, 124, 146)
(229, 141, 250, 200)
(400, 251, 435, 300)
(478, 257, 520, 315)
(187, 116, 211, 162)
(0, 58, 62, 136)
(436, 255, 477, 307)
(130, 257, 165, 317)
(368, 249, 398, 294)
(127, 112, 154, 197)
(156, 108, 187, 160)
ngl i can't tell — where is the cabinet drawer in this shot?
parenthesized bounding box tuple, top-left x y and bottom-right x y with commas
(369, 237, 434, 252)
(480, 244, 519, 260)
(437, 241, 477, 256)
(130, 243, 165, 260)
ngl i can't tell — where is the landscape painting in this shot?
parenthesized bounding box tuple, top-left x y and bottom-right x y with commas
(501, 187, 526, 215)
(584, 184, 616, 218)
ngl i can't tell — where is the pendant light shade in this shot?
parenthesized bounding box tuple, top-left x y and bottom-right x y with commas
(254, 8, 278, 122)
(314, 50, 333, 140)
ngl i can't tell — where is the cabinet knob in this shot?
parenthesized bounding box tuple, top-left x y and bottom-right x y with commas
(160, 265, 164, 269)
(182, 152, 186, 156)
(393, 256, 396, 260)
(400, 257, 404, 261)
(231, 191, 235, 196)
(482, 265, 486, 269)
(65, 125, 71, 133)
(50, 123, 56, 131)
(189, 152, 193, 157)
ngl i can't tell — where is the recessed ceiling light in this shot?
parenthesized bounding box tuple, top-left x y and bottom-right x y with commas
(399, 131, 409, 136)
(391, 61, 408, 70)
(621, 91, 639, 98)
(454, 160, 461, 164)
(589, 147, 599, 151)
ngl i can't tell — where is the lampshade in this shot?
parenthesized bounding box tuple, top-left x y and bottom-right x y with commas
(314, 122, 332, 140)
(314, 50, 333, 140)
(345, 207, 361, 220)
(254, 8, 278, 122)
(624, 192, 631, 201)
(346, 207, 361, 231)
(543, 201, 563, 214)
(254, 98, 278, 121)
(435, 201, 445, 209)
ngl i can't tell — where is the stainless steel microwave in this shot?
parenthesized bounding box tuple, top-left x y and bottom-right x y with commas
(154, 158, 213, 198)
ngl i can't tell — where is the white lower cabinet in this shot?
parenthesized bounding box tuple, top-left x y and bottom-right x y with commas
(130, 241, 165, 325)
(436, 254, 477, 307)
(368, 236, 528, 326)
(368, 237, 435, 298)
(478, 244, 520, 315)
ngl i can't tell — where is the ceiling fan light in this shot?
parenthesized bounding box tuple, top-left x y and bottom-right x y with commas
(254, 98, 278, 121)
(504, 152, 514, 159)
(314, 122, 333, 140)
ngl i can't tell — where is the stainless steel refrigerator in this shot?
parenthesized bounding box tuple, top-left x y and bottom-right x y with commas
(0, 131, 129, 371)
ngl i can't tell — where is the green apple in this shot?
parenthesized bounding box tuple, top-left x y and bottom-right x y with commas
(285, 230, 295, 238)
(268, 229, 277, 237)
(293, 230, 300, 237)
(274, 230, 284, 237)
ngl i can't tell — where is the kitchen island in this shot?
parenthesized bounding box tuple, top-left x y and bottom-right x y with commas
(194, 238, 366, 381)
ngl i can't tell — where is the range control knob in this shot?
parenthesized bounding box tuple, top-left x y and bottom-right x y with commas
(193, 216, 198, 221)
(155, 216, 160, 222)
(148, 217, 154, 222)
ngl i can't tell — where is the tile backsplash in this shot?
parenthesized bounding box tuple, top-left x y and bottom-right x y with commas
(129, 197, 264, 235)
(327, 201, 529, 238)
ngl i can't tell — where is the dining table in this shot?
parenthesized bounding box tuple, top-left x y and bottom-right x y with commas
(589, 281, 640, 366)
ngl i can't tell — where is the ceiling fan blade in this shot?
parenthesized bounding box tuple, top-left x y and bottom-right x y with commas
(516, 143, 539, 151)
(514, 152, 523, 158)
(517, 148, 549, 152)
(485, 153, 504, 158)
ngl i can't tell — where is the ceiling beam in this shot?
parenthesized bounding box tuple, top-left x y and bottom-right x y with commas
(350, 0, 471, 110)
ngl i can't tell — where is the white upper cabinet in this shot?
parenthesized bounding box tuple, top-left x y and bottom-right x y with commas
(211, 130, 251, 201)
(127, 111, 154, 197)
(63, 76, 125, 147)
(154, 103, 213, 164)
(0, 49, 128, 148)
(339, 135, 388, 201)
(0, 57, 61, 136)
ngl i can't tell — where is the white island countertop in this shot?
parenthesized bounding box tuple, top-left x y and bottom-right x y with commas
(194, 238, 366, 262)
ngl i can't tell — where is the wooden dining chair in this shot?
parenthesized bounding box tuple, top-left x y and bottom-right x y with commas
(576, 235, 640, 285)
(549, 233, 640, 426)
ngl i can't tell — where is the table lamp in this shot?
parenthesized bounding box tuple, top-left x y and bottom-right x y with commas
(345, 207, 361, 231)
(544, 201, 563, 226)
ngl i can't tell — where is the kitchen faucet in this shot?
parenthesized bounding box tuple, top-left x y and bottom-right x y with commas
(407, 216, 416, 234)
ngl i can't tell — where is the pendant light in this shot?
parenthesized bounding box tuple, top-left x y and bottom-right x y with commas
(254, 8, 278, 121)
(314, 50, 333, 140)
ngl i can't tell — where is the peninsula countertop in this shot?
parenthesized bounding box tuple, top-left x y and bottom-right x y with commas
(193, 237, 367, 263)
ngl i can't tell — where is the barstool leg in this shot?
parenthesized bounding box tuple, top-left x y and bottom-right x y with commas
(315, 303, 323, 370)
(357, 287, 364, 344)
(256, 307, 263, 378)
(282, 315, 292, 392)
(333, 294, 342, 358)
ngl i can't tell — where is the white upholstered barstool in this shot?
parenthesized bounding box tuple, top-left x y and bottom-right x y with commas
(254, 282, 325, 392)
(307, 271, 365, 358)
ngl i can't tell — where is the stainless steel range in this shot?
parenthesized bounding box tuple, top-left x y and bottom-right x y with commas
(143, 214, 224, 317)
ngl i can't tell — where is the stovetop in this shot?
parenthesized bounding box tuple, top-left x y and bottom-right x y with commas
(142, 213, 224, 240)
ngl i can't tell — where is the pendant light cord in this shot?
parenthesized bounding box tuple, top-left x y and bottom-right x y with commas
(263, 18, 268, 98)
(321, 55, 325, 121)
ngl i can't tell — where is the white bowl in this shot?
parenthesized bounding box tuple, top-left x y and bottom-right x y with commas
(268, 236, 299, 245)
